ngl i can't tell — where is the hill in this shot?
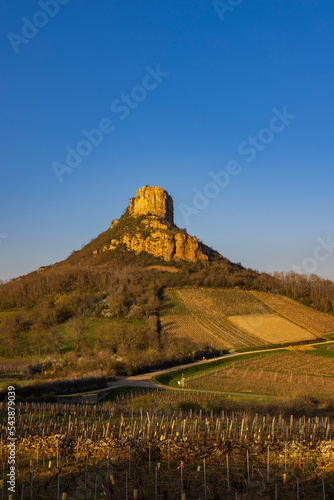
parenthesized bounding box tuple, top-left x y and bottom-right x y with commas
(0, 186, 260, 312)
(0, 185, 333, 379)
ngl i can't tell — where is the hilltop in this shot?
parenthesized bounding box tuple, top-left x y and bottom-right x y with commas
(66, 185, 224, 265)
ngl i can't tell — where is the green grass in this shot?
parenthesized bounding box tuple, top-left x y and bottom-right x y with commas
(0, 309, 18, 318)
(307, 342, 334, 358)
(0, 379, 30, 390)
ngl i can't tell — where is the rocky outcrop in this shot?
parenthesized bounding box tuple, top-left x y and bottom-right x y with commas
(128, 186, 174, 223)
(101, 230, 215, 262)
(96, 186, 220, 262)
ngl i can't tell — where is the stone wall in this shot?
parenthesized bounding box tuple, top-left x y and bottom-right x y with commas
(6, 435, 334, 473)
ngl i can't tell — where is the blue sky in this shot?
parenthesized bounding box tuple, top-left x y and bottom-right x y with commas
(1, 0, 334, 281)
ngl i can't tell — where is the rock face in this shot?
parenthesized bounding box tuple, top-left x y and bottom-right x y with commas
(96, 186, 220, 262)
(103, 231, 215, 262)
(128, 186, 174, 223)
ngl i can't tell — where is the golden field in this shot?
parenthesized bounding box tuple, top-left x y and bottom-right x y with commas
(159, 288, 325, 348)
(252, 291, 334, 334)
(228, 314, 317, 343)
(176, 288, 270, 316)
(160, 316, 227, 349)
(160, 314, 265, 350)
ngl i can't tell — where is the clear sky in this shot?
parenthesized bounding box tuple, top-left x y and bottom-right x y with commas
(1, 0, 334, 281)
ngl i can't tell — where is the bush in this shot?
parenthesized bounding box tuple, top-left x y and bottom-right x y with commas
(177, 401, 202, 411)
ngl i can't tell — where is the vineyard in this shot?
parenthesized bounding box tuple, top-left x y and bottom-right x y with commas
(196, 318, 262, 348)
(251, 292, 334, 335)
(159, 290, 191, 317)
(233, 350, 334, 376)
(159, 289, 319, 349)
(228, 314, 317, 343)
(160, 317, 227, 349)
(160, 316, 263, 350)
(186, 350, 334, 398)
(1, 391, 334, 499)
(176, 289, 270, 317)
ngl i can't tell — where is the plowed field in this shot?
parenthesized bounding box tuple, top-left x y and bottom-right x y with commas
(177, 288, 270, 316)
(196, 317, 263, 347)
(252, 291, 334, 335)
(228, 314, 317, 343)
(160, 316, 228, 349)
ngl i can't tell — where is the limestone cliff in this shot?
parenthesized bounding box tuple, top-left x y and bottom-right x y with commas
(128, 186, 174, 223)
(94, 186, 220, 262)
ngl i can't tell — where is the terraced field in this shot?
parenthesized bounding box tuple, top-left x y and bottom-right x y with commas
(252, 291, 334, 335)
(159, 288, 323, 349)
